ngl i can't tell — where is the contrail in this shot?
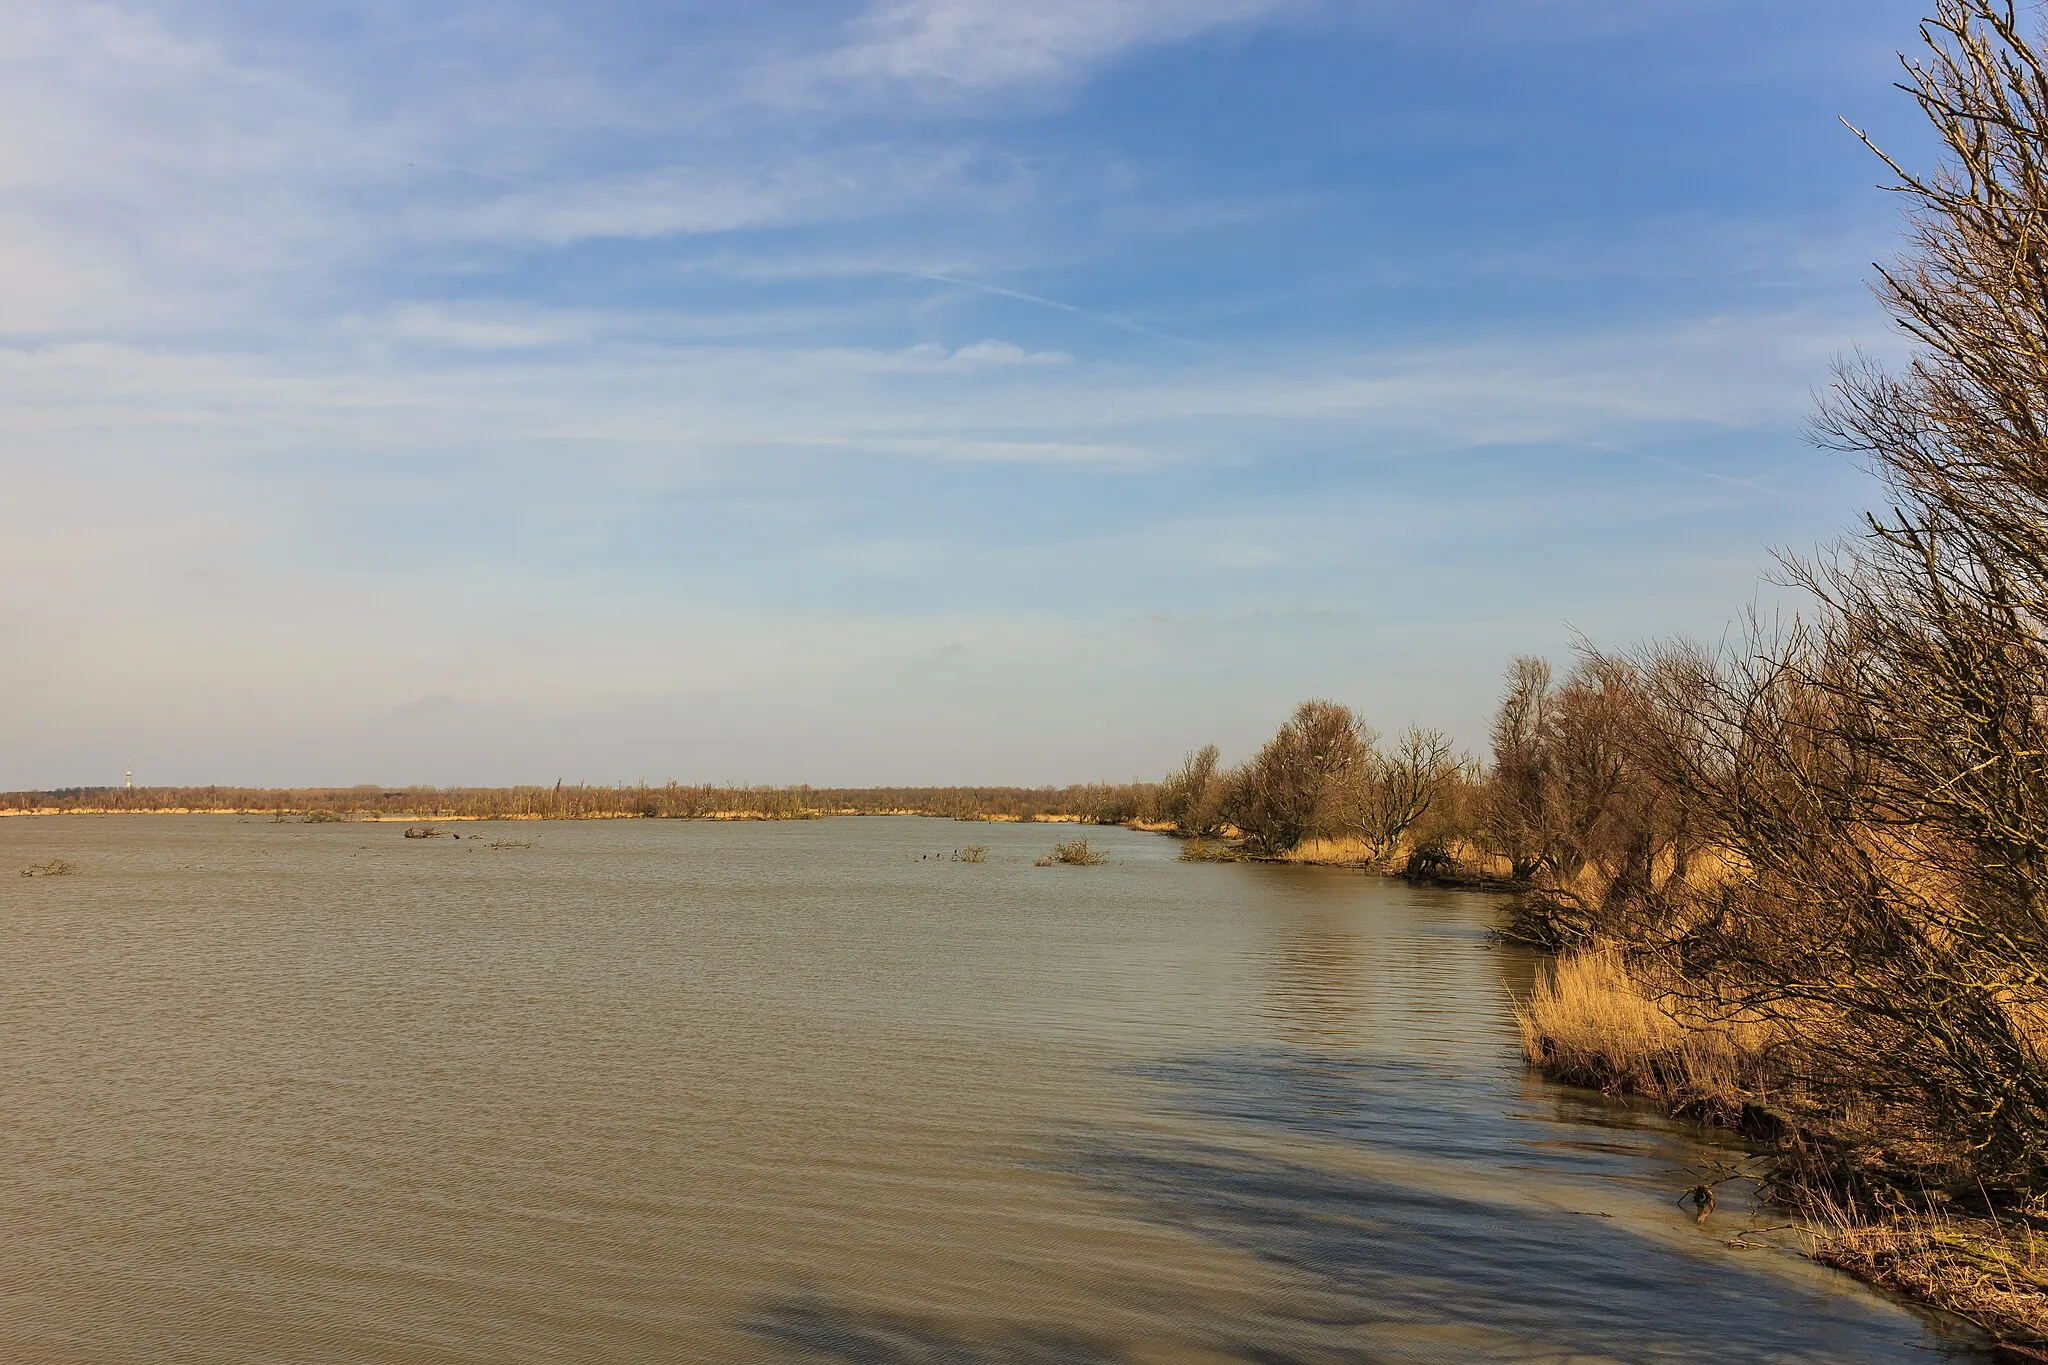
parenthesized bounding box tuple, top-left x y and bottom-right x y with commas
(910, 271, 1200, 346)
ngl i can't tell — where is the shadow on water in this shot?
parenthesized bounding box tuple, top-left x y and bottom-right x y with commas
(1054, 1137, 1954, 1363)
(746, 1295, 1119, 1365)
(1136, 1049, 1713, 1180)
(1070, 1048, 1986, 1360)
(748, 1047, 1992, 1364)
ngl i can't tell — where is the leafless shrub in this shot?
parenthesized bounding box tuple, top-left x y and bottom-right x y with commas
(1402, 757, 1490, 880)
(954, 845, 989, 864)
(1485, 655, 1558, 882)
(20, 860, 71, 877)
(1036, 837, 1107, 867)
(1196, 704, 1464, 865)
(1690, 0, 2048, 1188)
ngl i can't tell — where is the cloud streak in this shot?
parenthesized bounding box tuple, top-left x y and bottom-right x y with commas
(812, 0, 1291, 95)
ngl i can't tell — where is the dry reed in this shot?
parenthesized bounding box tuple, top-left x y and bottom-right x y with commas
(1512, 949, 1772, 1124)
(1808, 1192, 2048, 1352)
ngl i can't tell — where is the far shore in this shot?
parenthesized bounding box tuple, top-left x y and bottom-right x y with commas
(0, 807, 1094, 823)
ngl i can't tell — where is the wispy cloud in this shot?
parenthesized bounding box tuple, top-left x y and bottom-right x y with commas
(0, 307, 1871, 496)
(439, 145, 1017, 246)
(378, 304, 591, 350)
(811, 0, 1290, 94)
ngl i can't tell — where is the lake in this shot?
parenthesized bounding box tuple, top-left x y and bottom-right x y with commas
(0, 815, 1988, 1362)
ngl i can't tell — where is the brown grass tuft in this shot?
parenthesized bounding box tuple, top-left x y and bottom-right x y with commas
(1036, 837, 1107, 867)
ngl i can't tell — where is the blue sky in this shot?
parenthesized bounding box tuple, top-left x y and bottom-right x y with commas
(0, 0, 1939, 787)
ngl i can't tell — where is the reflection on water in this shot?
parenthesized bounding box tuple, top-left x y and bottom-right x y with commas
(0, 816, 1990, 1363)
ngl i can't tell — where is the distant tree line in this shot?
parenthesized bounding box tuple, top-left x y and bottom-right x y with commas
(0, 781, 1154, 824)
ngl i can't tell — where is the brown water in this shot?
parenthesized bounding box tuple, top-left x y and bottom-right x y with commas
(0, 815, 1990, 1363)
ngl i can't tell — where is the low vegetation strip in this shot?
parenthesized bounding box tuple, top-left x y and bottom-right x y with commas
(0, 782, 1154, 824)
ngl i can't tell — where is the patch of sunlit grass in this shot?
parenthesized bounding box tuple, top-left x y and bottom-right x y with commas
(1513, 949, 1772, 1121)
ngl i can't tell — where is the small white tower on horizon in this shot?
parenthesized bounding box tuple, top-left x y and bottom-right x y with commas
(125, 769, 133, 790)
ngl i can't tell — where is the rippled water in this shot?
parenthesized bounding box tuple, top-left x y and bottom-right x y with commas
(0, 815, 1990, 1362)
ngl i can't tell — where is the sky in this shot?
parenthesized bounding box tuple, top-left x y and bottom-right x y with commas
(0, 0, 1944, 788)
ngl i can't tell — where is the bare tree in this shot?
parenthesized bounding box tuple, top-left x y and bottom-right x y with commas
(1357, 726, 1457, 863)
(1155, 744, 1225, 837)
(1486, 656, 1557, 880)
(1223, 700, 1369, 856)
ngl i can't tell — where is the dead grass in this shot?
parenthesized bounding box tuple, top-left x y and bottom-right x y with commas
(1280, 835, 1378, 866)
(19, 859, 72, 877)
(1178, 838, 1241, 862)
(1512, 948, 1775, 1124)
(954, 845, 989, 864)
(1267, 833, 1516, 884)
(1808, 1194, 2048, 1353)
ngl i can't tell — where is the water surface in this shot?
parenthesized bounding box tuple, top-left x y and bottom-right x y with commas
(0, 816, 1987, 1362)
